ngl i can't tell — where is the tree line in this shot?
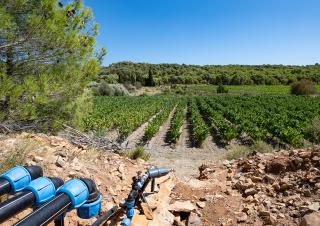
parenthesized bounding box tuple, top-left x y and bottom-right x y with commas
(99, 62, 320, 86)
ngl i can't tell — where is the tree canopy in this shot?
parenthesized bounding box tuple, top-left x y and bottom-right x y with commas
(98, 62, 320, 86)
(0, 0, 104, 131)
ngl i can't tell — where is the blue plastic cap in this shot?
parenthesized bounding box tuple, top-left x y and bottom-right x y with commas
(121, 218, 131, 226)
(0, 166, 31, 193)
(126, 208, 134, 218)
(24, 177, 56, 206)
(77, 195, 102, 219)
(57, 179, 89, 209)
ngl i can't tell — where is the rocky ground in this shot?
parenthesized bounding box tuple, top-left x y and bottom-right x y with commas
(0, 133, 319, 225)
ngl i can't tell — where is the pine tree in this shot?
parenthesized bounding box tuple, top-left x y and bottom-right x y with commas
(0, 0, 103, 130)
(145, 69, 155, 86)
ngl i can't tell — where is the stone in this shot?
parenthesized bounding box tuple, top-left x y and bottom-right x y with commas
(263, 175, 275, 184)
(188, 212, 202, 226)
(199, 195, 213, 202)
(236, 212, 248, 223)
(68, 171, 77, 177)
(173, 216, 184, 226)
(196, 202, 205, 209)
(300, 212, 320, 226)
(258, 211, 276, 225)
(26, 160, 37, 166)
(33, 156, 44, 163)
(168, 201, 196, 213)
(55, 156, 65, 167)
(245, 188, 258, 196)
(308, 202, 320, 212)
(140, 202, 153, 220)
(118, 164, 126, 174)
(265, 160, 286, 174)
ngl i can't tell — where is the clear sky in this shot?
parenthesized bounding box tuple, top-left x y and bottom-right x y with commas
(84, 0, 320, 66)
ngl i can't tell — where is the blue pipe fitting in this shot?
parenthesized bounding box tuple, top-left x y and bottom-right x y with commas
(56, 179, 89, 209)
(125, 199, 135, 219)
(126, 208, 134, 218)
(77, 194, 102, 219)
(121, 218, 131, 226)
(0, 166, 31, 193)
(24, 177, 57, 206)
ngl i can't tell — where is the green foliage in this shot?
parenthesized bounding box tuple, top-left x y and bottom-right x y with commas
(84, 95, 320, 147)
(168, 100, 186, 144)
(305, 117, 320, 143)
(143, 100, 176, 142)
(188, 99, 209, 147)
(210, 95, 320, 147)
(217, 85, 228, 94)
(99, 62, 320, 85)
(97, 83, 129, 96)
(125, 147, 150, 161)
(69, 89, 94, 130)
(145, 70, 156, 87)
(198, 98, 237, 142)
(0, 0, 102, 131)
(290, 79, 317, 95)
(83, 96, 173, 137)
(98, 82, 115, 96)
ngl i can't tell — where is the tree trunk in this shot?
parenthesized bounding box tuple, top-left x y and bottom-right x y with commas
(6, 46, 14, 77)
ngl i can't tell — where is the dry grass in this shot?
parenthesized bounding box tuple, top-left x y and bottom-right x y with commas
(125, 146, 150, 161)
(0, 139, 40, 174)
(226, 141, 273, 160)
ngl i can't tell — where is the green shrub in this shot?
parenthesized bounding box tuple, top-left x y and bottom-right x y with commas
(126, 147, 150, 160)
(112, 84, 130, 96)
(69, 89, 93, 130)
(98, 82, 114, 96)
(217, 85, 228, 94)
(290, 79, 317, 95)
(305, 117, 320, 143)
(124, 83, 136, 93)
(97, 83, 129, 96)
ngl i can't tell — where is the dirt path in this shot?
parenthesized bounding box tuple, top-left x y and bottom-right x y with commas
(145, 106, 177, 148)
(120, 113, 159, 150)
(146, 109, 225, 181)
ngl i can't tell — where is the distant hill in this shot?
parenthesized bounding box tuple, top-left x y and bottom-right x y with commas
(98, 62, 320, 85)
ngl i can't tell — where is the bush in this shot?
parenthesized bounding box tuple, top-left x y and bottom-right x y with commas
(112, 84, 130, 96)
(305, 117, 320, 143)
(124, 83, 136, 93)
(217, 85, 228, 94)
(97, 83, 129, 96)
(98, 82, 114, 96)
(134, 82, 143, 89)
(290, 79, 317, 95)
(126, 147, 150, 160)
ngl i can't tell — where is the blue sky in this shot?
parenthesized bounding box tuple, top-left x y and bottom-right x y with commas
(85, 0, 320, 66)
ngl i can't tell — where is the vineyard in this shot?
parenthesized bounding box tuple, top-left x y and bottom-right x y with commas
(84, 95, 320, 148)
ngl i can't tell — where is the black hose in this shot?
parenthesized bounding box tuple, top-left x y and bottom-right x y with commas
(0, 177, 63, 223)
(0, 179, 10, 196)
(0, 191, 35, 223)
(0, 166, 43, 197)
(91, 206, 118, 226)
(14, 193, 71, 226)
(25, 166, 43, 180)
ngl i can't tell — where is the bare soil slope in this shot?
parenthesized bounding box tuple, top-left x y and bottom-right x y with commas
(0, 134, 319, 226)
